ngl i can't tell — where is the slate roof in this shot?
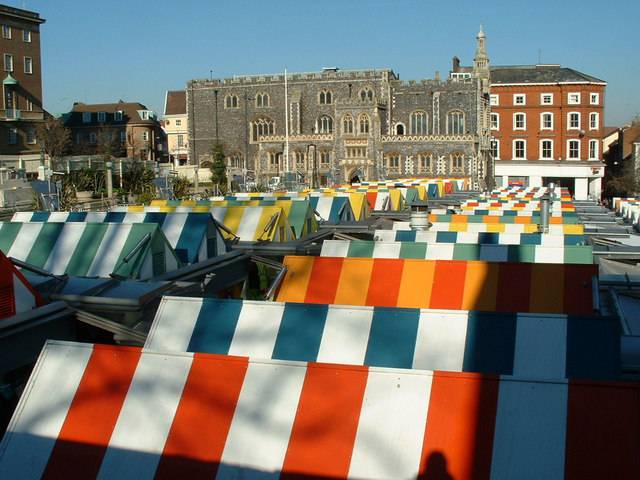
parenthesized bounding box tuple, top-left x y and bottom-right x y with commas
(490, 65, 606, 85)
(63, 101, 158, 127)
(164, 90, 186, 116)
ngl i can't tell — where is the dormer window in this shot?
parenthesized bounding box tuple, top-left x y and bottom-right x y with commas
(82, 112, 92, 123)
(140, 110, 150, 120)
(97, 111, 106, 123)
(115, 110, 123, 121)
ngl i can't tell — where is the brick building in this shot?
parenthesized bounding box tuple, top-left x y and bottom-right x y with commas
(0, 4, 45, 171)
(63, 101, 166, 161)
(187, 28, 491, 188)
(485, 65, 606, 199)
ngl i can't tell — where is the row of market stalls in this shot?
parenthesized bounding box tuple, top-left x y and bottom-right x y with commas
(1, 181, 639, 478)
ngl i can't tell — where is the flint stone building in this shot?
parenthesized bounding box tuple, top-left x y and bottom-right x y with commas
(187, 29, 491, 188)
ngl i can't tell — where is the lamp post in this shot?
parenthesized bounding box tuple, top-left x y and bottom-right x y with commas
(307, 144, 317, 189)
(105, 161, 113, 199)
(244, 92, 254, 190)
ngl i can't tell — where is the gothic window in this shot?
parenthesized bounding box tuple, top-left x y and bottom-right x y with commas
(358, 114, 370, 134)
(410, 111, 428, 135)
(447, 111, 465, 135)
(268, 152, 280, 171)
(395, 123, 405, 135)
(224, 94, 239, 109)
(317, 115, 333, 134)
(417, 153, 433, 173)
(251, 117, 275, 141)
(226, 153, 243, 168)
(319, 151, 331, 168)
(318, 90, 333, 105)
(342, 114, 354, 134)
(255, 93, 270, 108)
(359, 88, 374, 101)
(293, 151, 306, 170)
(450, 152, 465, 174)
(386, 153, 401, 173)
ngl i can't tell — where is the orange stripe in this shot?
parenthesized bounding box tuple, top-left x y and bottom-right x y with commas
(365, 259, 404, 307)
(419, 372, 499, 479)
(396, 259, 435, 308)
(276, 256, 315, 303)
(281, 363, 368, 478)
(451, 214, 468, 223)
(305, 257, 344, 304)
(155, 354, 249, 479)
(429, 260, 468, 309)
(550, 217, 562, 224)
(483, 215, 500, 224)
(43, 346, 141, 479)
(514, 216, 531, 224)
(529, 263, 564, 313)
(461, 261, 498, 311)
(334, 258, 374, 306)
(564, 265, 597, 315)
(365, 192, 377, 210)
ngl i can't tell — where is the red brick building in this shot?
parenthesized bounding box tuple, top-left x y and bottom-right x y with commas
(489, 65, 606, 199)
(0, 4, 46, 171)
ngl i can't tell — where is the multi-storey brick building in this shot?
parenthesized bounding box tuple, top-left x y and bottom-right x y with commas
(485, 65, 606, 199)
(187, 28, 492, 188)
(162, 90, 189, 166)
(0, 4, 45, 172)
(63, 101, 166, 161)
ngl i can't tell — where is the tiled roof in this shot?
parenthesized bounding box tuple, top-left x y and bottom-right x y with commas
(63, 101, 157, 127)
(491, 65, 606, 84)
(164, 90, 186, 116)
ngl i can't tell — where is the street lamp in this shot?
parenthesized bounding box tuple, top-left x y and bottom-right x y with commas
(244, 92, 254, 190)
(307, 144, 317, 189)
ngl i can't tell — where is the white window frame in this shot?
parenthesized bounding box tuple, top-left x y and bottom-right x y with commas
(567, 139, 580, 160)
(539, 139, 553, 160)
(22, 29, 31, 43)
(82, 112, 91, 123)
(26, 127, 36, 144)
(26, 99, 33, 111)
(540, 93, 553, 105)
(89, 132, 97, 144)
(590, 93, 599, 105)
(568, 92, 581, 105)
(540, 112, 553, 130)
(490, 112, 499, 130)
(589, 112, 599, 130)
(513, 112, 526, 130)
(568, 111, 581, 130)
(588, 139, 598, 160)
(97, 111, 106, 123)
(2, 25, 11, 39)
(175, 119, 182, 126)
(140, 110, 150, 120)
(115, 110, 123, 121)
(490, 139, 500, 160)
(142, 131, 149, 142)
(23, 56, 32, 74)
(513, 94, 526, 105)
(489, 94, 499, 106)
(177, 134, 185, 148)
(513, 139, 527, 159)
(4, 53, 13, 72)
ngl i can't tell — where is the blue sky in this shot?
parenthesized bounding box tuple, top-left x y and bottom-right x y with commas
(10, 0, 640, 125)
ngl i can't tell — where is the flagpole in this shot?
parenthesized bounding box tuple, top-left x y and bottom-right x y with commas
(284, 67, 290, 175)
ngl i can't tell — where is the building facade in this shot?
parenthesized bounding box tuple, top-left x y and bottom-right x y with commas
(485, 64, 606, 200)
(0, 4, 45, 172)
(187, 29, 491, 189)
(162, 90, 189, 166)
(63, 101, 166, 161)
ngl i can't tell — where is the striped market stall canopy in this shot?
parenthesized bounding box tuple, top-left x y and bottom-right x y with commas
(308, 192, 368, 221)
(0, 250, 44, 320)
(112, 205, 295, 242)
(427, 214, 580, 225)
(392, 222, 585, 234)
(307, 195, 356, 222)
(458, 209, 577, 218)
(146, 297, 618, 378)
(0, 222, 180, 279)
(1, 341, 636, 479)
(277, 256, 597, 314)
(321, 240, 594, 264)
(373, 230, 588, 246)
(11, 211, 226, 264)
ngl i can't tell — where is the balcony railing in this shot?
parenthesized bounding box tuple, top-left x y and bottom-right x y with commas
(0, 109, 45, 121)
(3, 109, 20, 120)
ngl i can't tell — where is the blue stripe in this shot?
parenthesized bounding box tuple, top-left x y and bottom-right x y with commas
(565, 315, 619, 379)
(143, 212, 168, 226)
(308, 197, 319, 211)
(520, 233, 542, 245)
(103, 212, 126, 222)
(271, 302, 327, 361)
(66, 212, 88, 221)
(31, 212, 51, 222)
(175, 214, 208, 263)
(187, 298, 242, 354)
(328, 197, 343, 222)
(364, 307, 419, 369)
(477, 232, 498, 244)
(436, 231, 457, 243)
(396, 230, 417, 242)
(463, 311, 517, 374)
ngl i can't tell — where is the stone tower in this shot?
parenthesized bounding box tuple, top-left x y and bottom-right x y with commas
(474, 25, 493, 191)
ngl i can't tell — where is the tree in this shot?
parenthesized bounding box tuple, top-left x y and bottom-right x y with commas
(36, 117, 71, 163)
(210, 143, 227, 194)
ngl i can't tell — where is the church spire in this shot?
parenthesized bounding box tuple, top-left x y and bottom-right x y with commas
(474, 25, 489, 81)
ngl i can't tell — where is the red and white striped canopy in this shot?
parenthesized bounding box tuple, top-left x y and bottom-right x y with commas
(0, 250, 43, 320)
(1, 342, 638, 479)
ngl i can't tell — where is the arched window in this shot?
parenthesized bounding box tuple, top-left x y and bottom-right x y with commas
(255, 93, 270, 108)
(318, 90, 333, 105)
(343, 114, 354, 134)
(225, 94, 239, 109)
(267, 152, 280, 172)
(251, 117, 275, 141)
(293, 151, 306, 170)
(417, 153, 433, 173)
(447, 110, 465, 135)
(319, 151, 331, 168)
(359, 88, 374, 101)
(410, 111, 428, 135)
(450, 152, 465, 173)
(358, 114, 370, 134)
(317, 115, 333, 133)
(385, 153, 401, 174)
(226, 153, 243, 169)
(395, 123, 405, 135)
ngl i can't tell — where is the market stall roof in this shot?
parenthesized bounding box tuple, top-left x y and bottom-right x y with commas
(374, 230, 588, 246)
